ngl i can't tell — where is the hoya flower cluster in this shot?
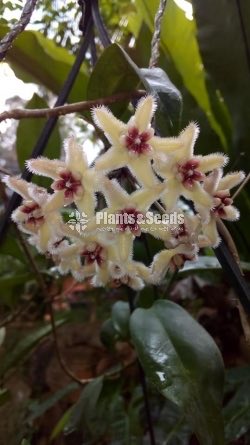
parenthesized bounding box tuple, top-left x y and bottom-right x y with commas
(4, 96, 245, 290)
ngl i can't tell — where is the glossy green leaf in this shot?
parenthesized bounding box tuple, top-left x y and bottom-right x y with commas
(88, 43, 182, 135)
(0, 25, 88, 102)
(111, 301, 130, 340)
(87, 43, 140, 115)
(130, 299, 225, 445)
(0, 318, 66, 377)
(134, 0, 227, 147)
(16, 93, 61, 173)
(140, 67, 182, 135)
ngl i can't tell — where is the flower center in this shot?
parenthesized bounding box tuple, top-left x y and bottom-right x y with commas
(82, 244, 105, 266)
(124, 127, 152, 155)
(176, 159, 204, 188)
(212, 191, 233, 217)
(20, 201, 44, 226)
(116, 207, 143, 235)
(52, 170, 83, 199)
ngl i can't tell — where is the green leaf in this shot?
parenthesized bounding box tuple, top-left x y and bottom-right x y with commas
(191, 0, 250, 255)
(111, 301, 130, 340)
(28, 383, 78, 422)
(140, 67, 182, 135)
(88, 43, 182, 135)
(0, 319, 66, 378)
(65, 376, 104, 434)
(130, 299, 225, 445)
(87, 43, 140, 115)
(50, 406, 73, 441)
(100, 318, 119, 348)
(224, 383, 250, 442)
(0, 25, 88, 102)
(0, 230, 26, 262)
(192, 0, 250, 171)
(16, 93, 61, 173)
(135, 0, 228, 148)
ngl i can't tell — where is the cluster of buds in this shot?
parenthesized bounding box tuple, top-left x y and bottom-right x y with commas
(4, 96, 245, 290)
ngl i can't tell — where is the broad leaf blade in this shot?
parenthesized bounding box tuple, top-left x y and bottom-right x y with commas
(65, 376, 104, 434)
(0, 26, 88, 102)
(140, 67, 182, 135)
(87, 43, 140, 115)
(130, 300, 225, 445)
(135, 0, 227, 147)
(111, 301, 130, 340)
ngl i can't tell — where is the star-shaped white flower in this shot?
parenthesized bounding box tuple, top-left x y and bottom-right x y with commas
(153, 122, 228, 213)
(165, 210, 202, 249)
(3, 176, 63, 252)
(200, 169, 245, 247)
(92, 95, 184, 187)
(27, 137, 100, 217)
(84, 178, 171, 240)
(105, 231, 151, 290)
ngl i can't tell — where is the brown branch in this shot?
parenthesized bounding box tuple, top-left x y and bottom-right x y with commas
(0, 0, 38, 61)
(232, 172, 250, 200)
(0, 91, 146, 123)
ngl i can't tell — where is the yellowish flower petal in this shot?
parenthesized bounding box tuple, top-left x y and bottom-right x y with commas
(76, 190, 97, 218)
(218, 171, 245, 191)
(129, 157, 158, 187)
(198, 153, 228, 173)
(202, 218, 220, 247)
(161, 178, 180, 211)
(130, 95, 156, 132)
(26, 158, 64, 179)
(92, 106, 126, 146)
(95, 147, 129, 173)
(65, 137, 88, 173)
(184, 183, 212, 209)
(180, 122, 200, 158)
(131, 183, 164, 210)
(3, 176, 30, 199)
(223, 205, 240, 221)
(44, 191, 65, 212)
